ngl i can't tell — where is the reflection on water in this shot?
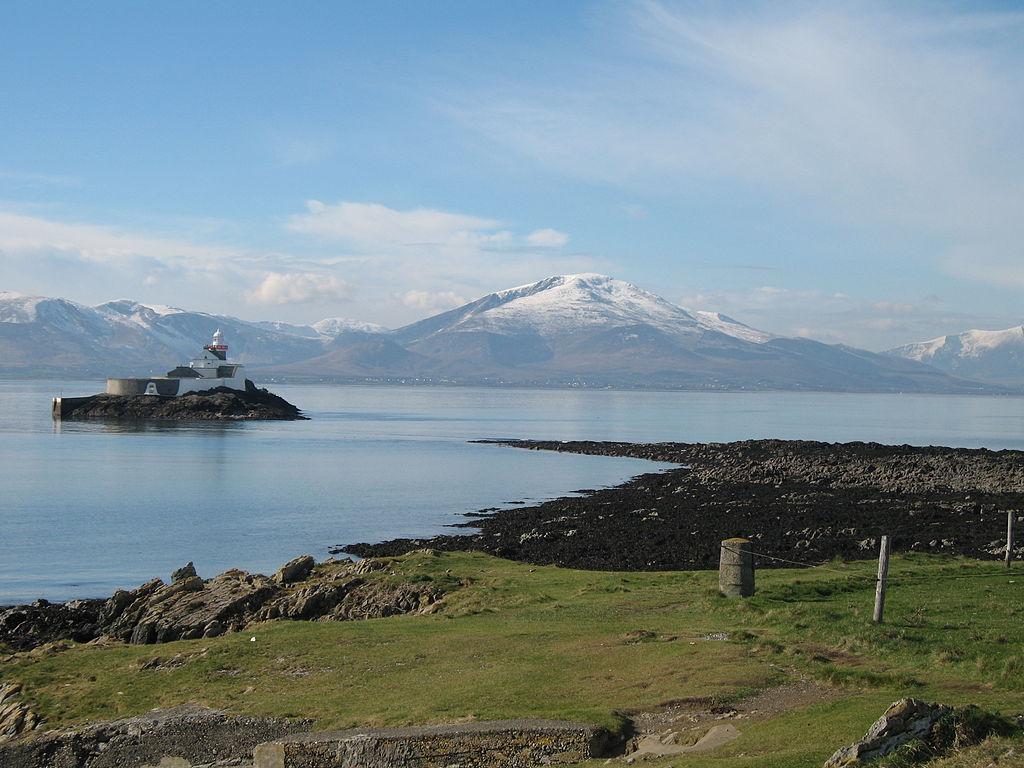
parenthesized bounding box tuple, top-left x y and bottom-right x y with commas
(53, 418, 245, 435)
(3, 379, 1024, 603)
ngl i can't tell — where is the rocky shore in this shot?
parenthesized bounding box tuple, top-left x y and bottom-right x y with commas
(340, 439, 1024, 570)
(0, 555, 445, 652)
(56, 380, 306, 420)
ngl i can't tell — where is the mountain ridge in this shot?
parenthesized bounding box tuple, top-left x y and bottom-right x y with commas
(0, 278, 1008, 392)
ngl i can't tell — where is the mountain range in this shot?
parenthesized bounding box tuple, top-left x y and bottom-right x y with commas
(0, 275, 1014, 392)
(886, 326, 1024, 385)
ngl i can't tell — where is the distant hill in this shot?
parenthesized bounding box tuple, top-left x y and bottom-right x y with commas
(887, 326, 1024, 385)
(0, 291, 353, 378)
(0, 278, 1002, 392)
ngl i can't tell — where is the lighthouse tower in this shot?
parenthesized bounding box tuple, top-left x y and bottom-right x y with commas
(204, 328, 229, 360)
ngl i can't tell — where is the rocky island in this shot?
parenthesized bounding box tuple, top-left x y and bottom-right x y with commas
(52, 329, 306, 421)
(54, 380, 306, 421)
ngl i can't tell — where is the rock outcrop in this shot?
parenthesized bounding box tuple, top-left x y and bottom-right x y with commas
(273, 555, 315, 585)
(0, 683, 42, 744)
(1, 557, 446, 651)
(824, 698, 1020, 767)
(102, 569, 280, 645)
(57, 381, 306, 421)
(0, 600, 104, 652)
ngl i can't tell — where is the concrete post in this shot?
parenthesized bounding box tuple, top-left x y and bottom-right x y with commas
(719, 538, 755, 597)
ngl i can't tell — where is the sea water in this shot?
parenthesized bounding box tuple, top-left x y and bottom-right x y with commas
(2, 380, 1023, 603)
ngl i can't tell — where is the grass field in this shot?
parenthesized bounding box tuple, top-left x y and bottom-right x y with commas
(2, 550, 1022, 767)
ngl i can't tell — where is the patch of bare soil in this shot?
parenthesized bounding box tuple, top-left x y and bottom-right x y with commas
(624, 678, 843, 762)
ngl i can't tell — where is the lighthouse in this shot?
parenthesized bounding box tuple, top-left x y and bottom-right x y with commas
(105, 329, 248, 396)
(205, 328, 229, 359)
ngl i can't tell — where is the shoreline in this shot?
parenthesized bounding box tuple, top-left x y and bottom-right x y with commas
(6, 437, 1023, 609)
(339, 438, 1024, 570)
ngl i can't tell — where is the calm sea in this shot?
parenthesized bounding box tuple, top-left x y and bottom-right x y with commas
(2, 380, 1024, 603)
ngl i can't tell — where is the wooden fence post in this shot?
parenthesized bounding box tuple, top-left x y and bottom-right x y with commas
(873, 535, 891, 624)
(1008, 511, 1016, 569)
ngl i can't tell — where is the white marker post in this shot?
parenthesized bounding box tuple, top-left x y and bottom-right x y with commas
(1008, 511, 1016, 569)
(873, 535, 891, 624)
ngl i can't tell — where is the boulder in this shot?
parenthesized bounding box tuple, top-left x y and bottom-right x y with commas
(170, 562, 197, 582)
(273, 555, 315, 585)
(824, 699, 950, 766)
(823, 699, 1018, 767)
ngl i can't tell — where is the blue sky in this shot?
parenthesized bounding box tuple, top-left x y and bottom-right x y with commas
(1, 1, 1022, 349)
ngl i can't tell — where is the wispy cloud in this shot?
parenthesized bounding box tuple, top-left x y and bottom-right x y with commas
(526, 228, 570, 248)
(287, 200, 502, 250)
(0, 169, 82, 188)
(399, 289, 467, 312)
(679, 285, 1012, 350)
(0, 211, 244, 274)
(453, 1, 1024, 292)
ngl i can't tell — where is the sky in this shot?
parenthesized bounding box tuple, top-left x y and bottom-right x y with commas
(1, 1, 1022, 350)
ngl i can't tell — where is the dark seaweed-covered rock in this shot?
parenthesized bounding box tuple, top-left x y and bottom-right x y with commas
(58, 380, 306, 421)
(339, 439, 1024, 571)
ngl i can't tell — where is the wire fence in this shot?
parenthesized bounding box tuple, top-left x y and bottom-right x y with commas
(719, 518, 1020, 617)
(721, 544, 1018, 584)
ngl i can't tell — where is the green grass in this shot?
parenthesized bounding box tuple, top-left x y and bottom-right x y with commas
(2, 551, 1022, 767)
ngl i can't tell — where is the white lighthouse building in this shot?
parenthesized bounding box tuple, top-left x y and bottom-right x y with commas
(105, 329, 248, 396)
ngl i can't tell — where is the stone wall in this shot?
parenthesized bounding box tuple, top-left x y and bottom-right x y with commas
(254, 720, 615, 768)
(0, 705, 310, 768)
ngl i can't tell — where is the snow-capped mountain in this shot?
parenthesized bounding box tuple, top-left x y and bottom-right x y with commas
(311, 317, 387, 338)
(393, 274, 771, 346)
(0, 279, 999, 392)
(385, 274, 985, 391)
(887, 326, 1024, 385)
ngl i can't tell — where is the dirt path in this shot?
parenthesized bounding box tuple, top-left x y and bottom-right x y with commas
(625, 678, 844, 762)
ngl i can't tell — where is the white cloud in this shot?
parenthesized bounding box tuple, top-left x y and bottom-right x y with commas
(248, 272, 352, 306)
(0, 202, 597, 327)
(283, 200, 596, 323)
(526, 228, 570, 247)
(0, 210, 350, 315)
(400, 289, 467, 311)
